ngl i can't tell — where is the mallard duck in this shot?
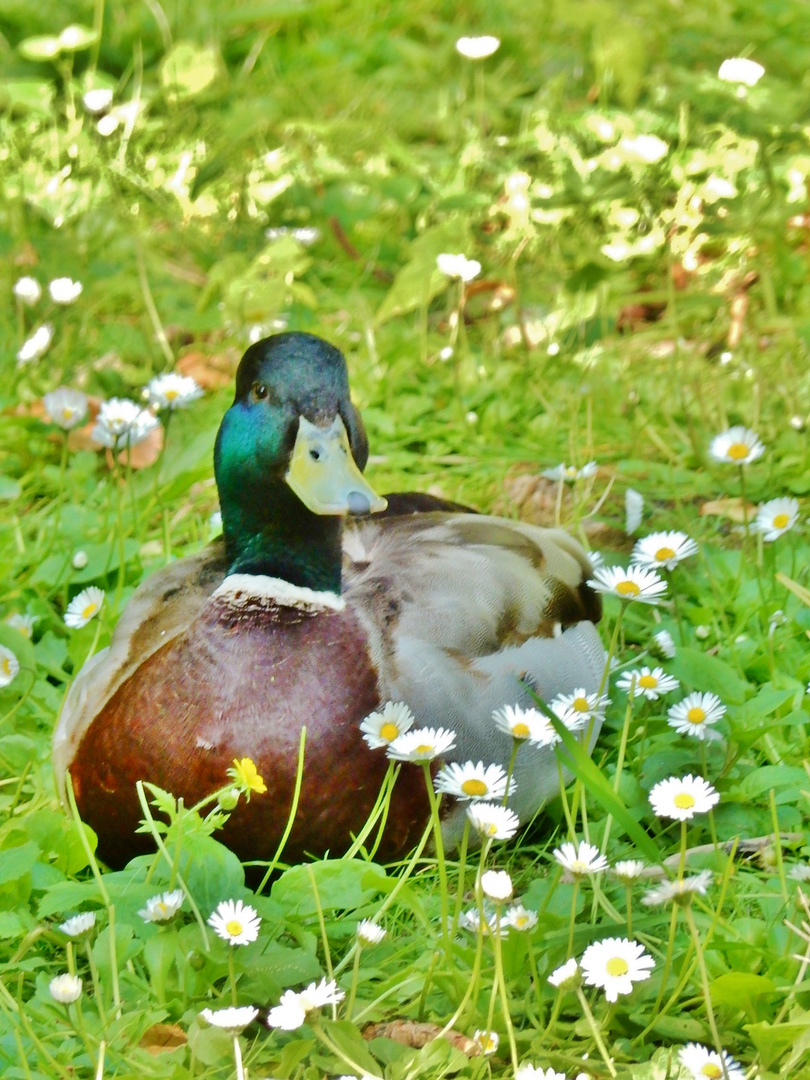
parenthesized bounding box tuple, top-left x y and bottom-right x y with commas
(53, 332, 604, 867)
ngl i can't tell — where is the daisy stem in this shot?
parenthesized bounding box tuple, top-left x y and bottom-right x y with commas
(678, 819, 688, 879)
(228, 947, 238, 1006)
(344, 945, 362, 1022)
(600, 694, 635, 860)
(255, 726, 307, 894)
(598, 601, 627, 700)
(683, 903, 731, 1080)
(421, 762, 451, 952)
(525, 933, 543, 1015)
(626, 884, 634, 937)
(451, 818, 471, 939)
(566, 879, 580, 958)
(575, 987, 617, 1078)
(503, 739, 520, 807)
(232, 1034, 246, 1080)
(556, 757, 577, 841)
(94, 1040, 106, 1080)
(84, 940, 107, 1024)
(652, 903, 679, 1017)
(490, 907, 519, 1073)
(311, 1019, 376, 1078)
(768, 788, 789, 905)
(344, 760, 398, 861)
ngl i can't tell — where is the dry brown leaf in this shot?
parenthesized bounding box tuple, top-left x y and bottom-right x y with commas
(110, 424, 164, 470)
(700, 496, 756, 523)
(363, 1020, 480, 1056)
(138, 1022, 187, 1055)
(177, 348, 239, 390)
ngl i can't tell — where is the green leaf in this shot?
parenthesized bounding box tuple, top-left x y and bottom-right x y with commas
(18, 35, 61, 61)
(747, 1010, 810, 1069)
(710, 972, 778, 1022)
(160, 42, 223, 100)
(178, 833, 245, 914)
(0, 841, 39, 886)
(669, 648, 750, 704)
(735, 765, 807, 804)
(376, 219, 472, 324)
(239, 941, 323, 1000)
(545, 709, 661, 864)
(319, 1019, 380, 1076)
(271, 859, 387, 916)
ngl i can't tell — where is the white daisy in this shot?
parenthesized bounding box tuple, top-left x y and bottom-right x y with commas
(208, 898, 261, 946)
(49, 277, 83, 304)
(515, 1066, 568, 1080)
(553, 841, 609, 881)
(63, 586, 105, 629)
(83, 87, 113, 113)
(708, 426, 765, 465)
(0, 645, 20, 688)
(652, 629, 676, 659)
(13, 276, 41, 305)
(138, 889, 185, 923)
(49, 973, 82, 1003)
(625, 488, 644, 533)
(199, 1005, 258, 1033)
(17, 323, 54, 366)
(588, 565, 667, 605)
(579, 936, 654, 1002)
(493, 703, 553, 741)
(458, 906, 508, 938)
(386, 726, 456, 762)
(359, 702, 415, 749)
(480, 869, 513, 902)
(667, 692, 726, 741)
(92, 397, 159, 451)
(434, 760, 515, 802)
(4, 613, 38, 639)
(356, 920, 386, 946)
(72, 550, 88, 570)
(455, 35, 500, 60)
(641, 870, 713, 907)
(541, 461, 598, 482)
(266, 977, 344, 1030)
(43, 387, 89, 430)
(547, 957, 580, 990)
(504, 902, 538, 932)
(631, 531, 699, 571)
(680, 1042, 745, 1080)
(436, 253, 481, 282)
(58, 912, 96, 937)
(466, 802, 520, 840)
(549, 688, 609, 730)
(145, 373, 204, 410)
(718, 58, 765, 87)
(753, 497, 800, 541)
(612, 860, 647, 883)
(648, 775, 719, 821)
(615, 666, 679, 701)
(473, 1029, 499, 1056)
(788, 864, 810, 882)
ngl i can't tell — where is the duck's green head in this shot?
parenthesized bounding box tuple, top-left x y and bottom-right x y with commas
(214, 332, 385, 588)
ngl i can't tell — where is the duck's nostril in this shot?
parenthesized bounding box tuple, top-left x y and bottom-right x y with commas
(347, 491, 371, 515)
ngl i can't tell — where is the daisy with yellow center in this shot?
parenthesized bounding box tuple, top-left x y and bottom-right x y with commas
(386, 726, 456, 762)
(708, 425, 765, 465)
(466, 802, 520, 840)
(139, 889, 185, 923)
(552, 840, 609, 881)
(43, 387, 89, 430)
(641, 869, 713, 907)
(5, 613, 39, 639)
(145, 373, 204, 411)
(679, 1042, 744, 1080)
(227, 756, 267, 796)
(616, 666, 679, 701)
(208, 898, 261, 946)
(0, 645, 20, 688)
(434, 760, 515, 802)
(579, 936, 654, 1002)
(266, 977, 344, 1030)
(64, 586, 105, 629)
(588, 564, 667, 605)
(360, 701, 415, 749)
(549, 688, 609, 730)
(631, 530, 699, 571)
(504, 902, 538, 931)
(492, 702, 554, 741)
(649, 774, 719, 821)
(667, 691, 725, 741)
(753, 496, 800, 542)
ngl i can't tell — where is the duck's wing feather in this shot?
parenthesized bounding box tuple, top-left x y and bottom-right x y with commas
(53, 539, 230, 789)
(343, 512, 605, 834)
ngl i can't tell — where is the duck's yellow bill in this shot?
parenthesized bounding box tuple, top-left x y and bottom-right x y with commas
(285, 415, 387, 516)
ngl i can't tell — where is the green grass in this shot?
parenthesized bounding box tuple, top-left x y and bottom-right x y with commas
(1, 0, 810, 1077)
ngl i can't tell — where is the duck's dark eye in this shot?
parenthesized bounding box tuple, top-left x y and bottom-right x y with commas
(309, 448, 321, 461)
(252, 383, 268, 401)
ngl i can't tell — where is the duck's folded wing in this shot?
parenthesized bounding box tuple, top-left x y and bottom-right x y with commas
(343, 513, 606, 827)
(53, 540, 230, 791)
